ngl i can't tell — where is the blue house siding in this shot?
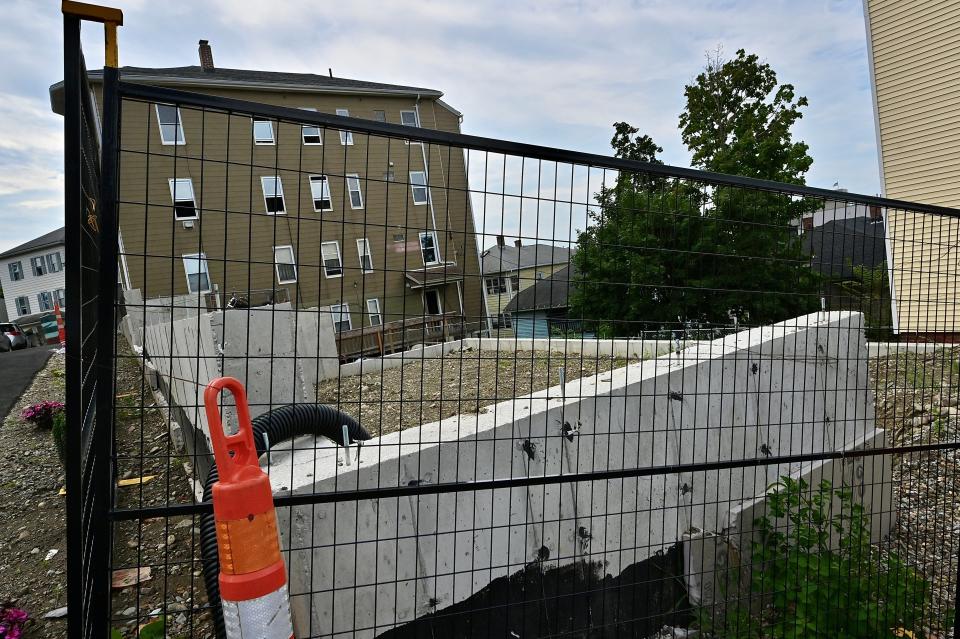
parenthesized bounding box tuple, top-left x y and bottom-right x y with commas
(513, 311, 550, 338)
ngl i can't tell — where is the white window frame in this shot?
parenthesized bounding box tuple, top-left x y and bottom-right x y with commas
(168, 178, 198, 220)
(356, 238, 374, 274)
(8, 261, 23, 282)
(331, 303, 352, 333)
(155, 103, 186, 145)
(37, 291, 54, 312)
(346, 173, 364, 209)
(400, 109, 420, 145)
(15, 296, 29, 316)
(46, 252, 63, 273)
(419, 231, 440, 266)
(260, 176, 286, 215)
(410, 171, 429, 205)
(182, 253, 212, 294)
(321, 241, 343, 278)
(366, 298, 382, 326)
(309, 175, 332, 212)
(31, 256, 47, 277)
(273, 245, 297, 284)
(336, 109, 353, 145)
(54, 288, 66, 308)
(253, 118, 275, 145)
(485, 276, 507, 295)
(300, 107, 322, 145)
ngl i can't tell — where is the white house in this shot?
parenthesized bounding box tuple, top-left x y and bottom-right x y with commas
(0, 227, 66, 320)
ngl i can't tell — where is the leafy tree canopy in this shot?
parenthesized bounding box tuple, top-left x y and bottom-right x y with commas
(569, 49, 821, 336)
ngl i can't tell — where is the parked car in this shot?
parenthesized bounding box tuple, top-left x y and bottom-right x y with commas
(0, 323, 29, 350)
(0, 332, 9, 352)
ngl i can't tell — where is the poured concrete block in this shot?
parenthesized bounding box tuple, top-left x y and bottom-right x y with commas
(264, 311, 891, 637)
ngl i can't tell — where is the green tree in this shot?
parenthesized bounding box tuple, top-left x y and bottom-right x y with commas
(569, 50, 820, 335)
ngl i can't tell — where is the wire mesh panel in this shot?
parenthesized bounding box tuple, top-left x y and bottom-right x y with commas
(93, 75, 960, 639)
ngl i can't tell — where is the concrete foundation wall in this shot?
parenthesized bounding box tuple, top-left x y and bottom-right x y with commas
(265, 311, 891, 638)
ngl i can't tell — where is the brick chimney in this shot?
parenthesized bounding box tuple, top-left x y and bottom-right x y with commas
(496, 235, 505, 247)
(514, 238, 522, 248)
(198, 40, 214, 71)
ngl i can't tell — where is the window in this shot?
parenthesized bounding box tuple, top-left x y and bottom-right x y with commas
(485, 277, 507, 295)
(423, 289, 442, 315)
(37, 291, 54, 312)
(496, 313, 513, 328)
(400, 109, 420, 144)
(15, 296, 29, 316)
(419, 231, 439, 265)
(182, 253, 211, 293)
(372, 110, 386, 123)
(410, 171, 429, 205)
(8, 261, 23, 282)
(155, 104, 185, 145)
(366, 298, 382, 326)
(300, 108, 322, 145)
(253, 118, 275, 145)
(54, 288, 66, 308)
(510, 274, 520, 291)
(31, 256, 47, 277)
(356, 238, 373, 273)
(346, 174, 364, 209)
(400, 110, 420, 127)
(336, 109, 353, 145)
(309, 175, 332, 211)
(321, 241, 342, 278)
(168, 178, 198, 220)
(273, 246, 297, 284)
(331, 303, 352, 333)
(261, 176, 286, 215)
(46, 252, 63, 273)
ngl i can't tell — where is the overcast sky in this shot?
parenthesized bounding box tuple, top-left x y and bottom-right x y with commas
(0, 0, 879, 253)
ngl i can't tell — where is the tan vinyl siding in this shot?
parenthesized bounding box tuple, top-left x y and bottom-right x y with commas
(107, 85, 484, 333)
(866, 0, 960, 333)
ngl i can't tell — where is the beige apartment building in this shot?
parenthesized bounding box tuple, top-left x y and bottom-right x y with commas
(50, 41, 486, 349)
(864, 0, 960, 337)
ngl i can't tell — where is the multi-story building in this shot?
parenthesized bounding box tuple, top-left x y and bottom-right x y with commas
(50, 41, 485, 347)
(864, 0, 960, 337)
(0, 227, 66, 320)
(480, 237, 573, 328)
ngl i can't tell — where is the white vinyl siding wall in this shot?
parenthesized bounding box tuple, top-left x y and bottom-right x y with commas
(0, 244, 67, 320)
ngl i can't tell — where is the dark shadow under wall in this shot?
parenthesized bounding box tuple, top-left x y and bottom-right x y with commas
(379, 543, 691, 639)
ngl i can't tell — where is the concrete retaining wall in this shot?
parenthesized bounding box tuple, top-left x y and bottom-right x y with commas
(265, 311, 891, 638)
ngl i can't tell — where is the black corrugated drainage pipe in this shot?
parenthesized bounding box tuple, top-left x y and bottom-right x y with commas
(200, 404, 370, 639)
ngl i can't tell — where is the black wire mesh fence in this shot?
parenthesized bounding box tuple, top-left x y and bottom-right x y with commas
(66, 54, 960, 639)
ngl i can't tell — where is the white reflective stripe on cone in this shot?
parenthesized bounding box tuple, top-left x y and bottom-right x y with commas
(222, 585, 294, 639)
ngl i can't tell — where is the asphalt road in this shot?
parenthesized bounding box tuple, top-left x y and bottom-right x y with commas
(0, 347, 54, 420)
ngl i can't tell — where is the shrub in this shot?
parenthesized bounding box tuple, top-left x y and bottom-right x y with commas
(698, 477, 941, 638)
(52, 411, 67, 470)
(20, 401, 64, 429)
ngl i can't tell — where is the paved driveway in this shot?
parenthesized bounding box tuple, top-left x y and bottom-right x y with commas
(0, 347, 54, 420)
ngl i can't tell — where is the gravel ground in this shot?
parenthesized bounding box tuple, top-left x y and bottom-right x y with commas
(0, 350, 67, 638)
(871, 348, 960, 634)
(315, 348, 631, 437)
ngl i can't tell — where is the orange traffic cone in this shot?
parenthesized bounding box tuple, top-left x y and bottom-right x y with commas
(54, 301, 66, 345)
(203, 377, 294, 639)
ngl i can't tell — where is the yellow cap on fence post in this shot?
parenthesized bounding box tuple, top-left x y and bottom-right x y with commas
(61, 1, 124, 67)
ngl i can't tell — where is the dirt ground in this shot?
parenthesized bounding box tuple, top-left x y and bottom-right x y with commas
(0, 343, 214, 638)
(0, 351, 68, 637)
(315, 348, 631, 436)
(870, 347, 960, 630)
